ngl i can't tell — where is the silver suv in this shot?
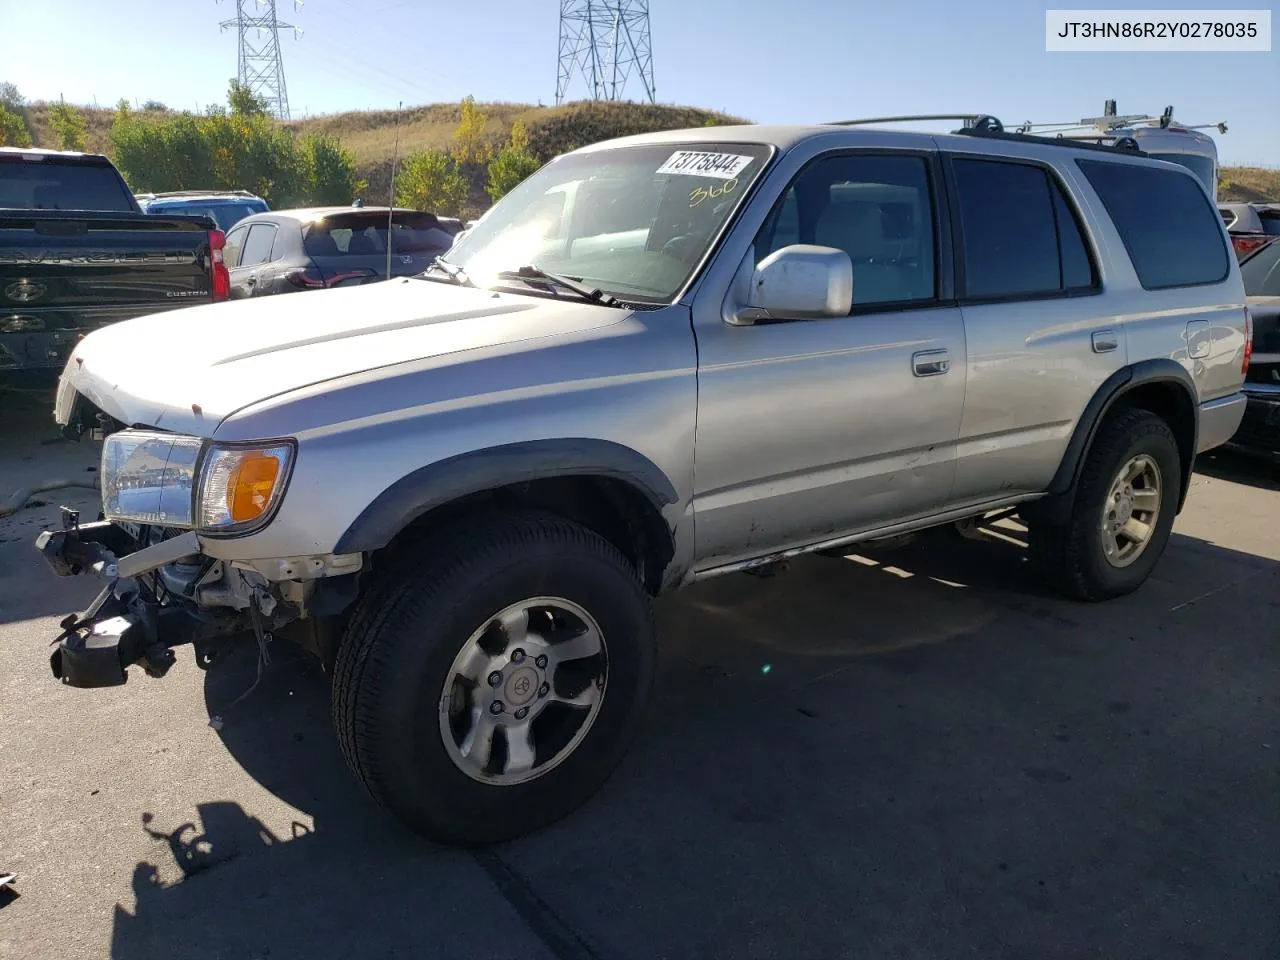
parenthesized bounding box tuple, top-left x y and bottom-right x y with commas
(36, 117, 1251, 844)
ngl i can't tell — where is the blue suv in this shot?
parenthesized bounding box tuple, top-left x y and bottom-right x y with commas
(135, 190, 269, 231)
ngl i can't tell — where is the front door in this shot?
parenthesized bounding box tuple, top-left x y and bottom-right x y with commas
(229, 222, 278, 299)
(690, 150, 967, 571)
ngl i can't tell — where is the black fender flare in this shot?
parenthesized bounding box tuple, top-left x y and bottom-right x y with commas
(1036, 359, 1198, 523)
(333, 438, 680, 554)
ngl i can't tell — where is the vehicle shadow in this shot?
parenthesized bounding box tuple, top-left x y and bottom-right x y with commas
(107, 524, 1280, 960)
(1193, 446, 1280, 491)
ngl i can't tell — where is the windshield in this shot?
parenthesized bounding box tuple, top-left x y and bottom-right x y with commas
(443, 142, 774, 302)
(1151, 152, 1217, 198)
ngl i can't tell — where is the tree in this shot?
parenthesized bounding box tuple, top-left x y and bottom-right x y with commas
(0, 104, 32, 147)
(141, 100, 168, 112)
(301, 134, 366, 205)
(396, 149, 469, 217)
(508, 118, 530, 153)
(486, 123, 541, 204)
(452, 95, 491, 166)
(0, 82, 23, 113)
(227, 78, 270, 118)
(48, 100, 87, 150)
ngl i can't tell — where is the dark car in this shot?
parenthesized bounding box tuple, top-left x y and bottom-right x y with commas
(220, 206, 456, 299)
(136, 190, 269, 231)
(1232, 237, 1280, 452)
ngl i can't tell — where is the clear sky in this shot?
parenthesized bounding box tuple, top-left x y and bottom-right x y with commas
(1, 0, 1276, 164)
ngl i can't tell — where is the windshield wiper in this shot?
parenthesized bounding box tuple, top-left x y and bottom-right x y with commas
(496, 265, 621, 307)
(422, 257, 474, 286)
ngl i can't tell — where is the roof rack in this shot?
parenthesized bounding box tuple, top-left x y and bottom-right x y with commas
(827, 114, 1006, 131)
(1008, 101, 1227, 138)
(134, 189, 261, 200)
(824, 113, 1147, 156)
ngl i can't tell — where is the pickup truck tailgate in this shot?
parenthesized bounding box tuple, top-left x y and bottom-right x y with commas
(0, 211, 217, 371)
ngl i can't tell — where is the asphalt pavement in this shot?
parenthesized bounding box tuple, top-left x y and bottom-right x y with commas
(1, 384, 1278, 960)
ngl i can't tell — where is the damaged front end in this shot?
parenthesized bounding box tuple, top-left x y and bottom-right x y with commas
(35, 507, 338, 689)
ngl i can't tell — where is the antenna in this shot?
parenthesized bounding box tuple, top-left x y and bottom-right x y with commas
(217, 0, 303, 121)
(386, 100, 403, 283)
(556, 1, 655, 105)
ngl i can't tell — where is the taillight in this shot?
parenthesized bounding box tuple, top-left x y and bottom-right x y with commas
(284, 264, 327, 289)
(209, 229, 230, 302)
(1232, 234, 1271, 259)
(1242, 305, 1253, 375)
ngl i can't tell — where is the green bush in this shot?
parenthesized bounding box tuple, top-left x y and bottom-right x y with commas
(301, 134, 366, 205)
(0, 104, 32, 147)
(48, 101, 87, 151)
(396, 149, 469, 217)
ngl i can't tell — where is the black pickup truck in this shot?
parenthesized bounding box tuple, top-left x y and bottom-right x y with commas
(0, 147, 229, 376)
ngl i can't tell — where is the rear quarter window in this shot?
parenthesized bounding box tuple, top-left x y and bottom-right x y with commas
(1077, 159, 1229, 290)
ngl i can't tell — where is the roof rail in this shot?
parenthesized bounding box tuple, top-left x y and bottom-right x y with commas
(826, 114, 1006, 132)
(953, 125, 1147, 156)
(138, 189, 261, 200)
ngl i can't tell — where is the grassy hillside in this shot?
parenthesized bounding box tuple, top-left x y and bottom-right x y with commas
(16, 98, 1277, 205)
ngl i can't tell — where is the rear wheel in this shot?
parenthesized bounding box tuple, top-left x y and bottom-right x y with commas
(1028, 409, 1180, 601)
(332, 511, 656, 844)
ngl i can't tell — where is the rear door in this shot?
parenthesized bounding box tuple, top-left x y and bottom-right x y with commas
(943, 152, 1123, 504)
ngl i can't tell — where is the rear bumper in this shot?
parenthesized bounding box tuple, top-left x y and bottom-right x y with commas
(1197, 393, 1248, 453)
(35, 518, 249, 688)
(0, 330, 83, 372)
(1229, 387, 1280, 454)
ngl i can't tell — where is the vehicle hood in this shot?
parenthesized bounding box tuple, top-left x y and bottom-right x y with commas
(58, 279, 629, 436)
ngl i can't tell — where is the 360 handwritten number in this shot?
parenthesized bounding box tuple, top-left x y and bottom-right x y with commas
(690, 178, 738, 208)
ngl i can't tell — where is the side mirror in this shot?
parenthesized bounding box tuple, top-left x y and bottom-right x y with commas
(730, 244, 852, 325)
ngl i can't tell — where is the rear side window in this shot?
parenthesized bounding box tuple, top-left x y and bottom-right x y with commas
(1260, 210, 1280, 236)
(951, 158, 1097, 300)
(1077, 160, 1229, 290)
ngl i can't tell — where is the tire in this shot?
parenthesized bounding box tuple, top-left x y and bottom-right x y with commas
(1028, 408, 1181, 602)
(332, 510, 656, 845)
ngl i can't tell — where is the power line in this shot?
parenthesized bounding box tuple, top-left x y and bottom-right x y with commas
(556, 1, 655, 105)
(218, 0, 303, 120)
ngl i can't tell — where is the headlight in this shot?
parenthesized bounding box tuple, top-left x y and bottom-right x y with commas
(196, 443, 295, 535)
(102, 431, 202, 527)
(101, 430, 294, 535)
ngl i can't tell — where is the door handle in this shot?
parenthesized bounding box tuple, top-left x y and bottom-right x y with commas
(1091, 329, 1118, 353)
(912, 349, 951, 377)
(245, 275, 257, 286)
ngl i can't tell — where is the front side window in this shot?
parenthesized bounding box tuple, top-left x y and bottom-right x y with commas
(442, 142, 773, 302)
(951, 158, 1097, 300)
(239, 223, 277, 266)
(1078, 159, 1229, 290)
(754, 153, 937, 308)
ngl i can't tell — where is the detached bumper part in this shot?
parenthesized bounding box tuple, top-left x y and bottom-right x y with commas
(35, 517, 224, 689)
(51, 612, 165, 688)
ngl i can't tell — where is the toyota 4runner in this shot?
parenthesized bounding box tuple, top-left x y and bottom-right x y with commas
(34, 116, 1251, 844)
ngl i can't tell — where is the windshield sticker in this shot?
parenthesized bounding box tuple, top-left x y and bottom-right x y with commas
(657, 150, 754, 180)
(689, 178, 739, 208)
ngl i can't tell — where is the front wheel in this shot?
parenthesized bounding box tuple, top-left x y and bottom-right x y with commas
(332, 511, 656, 844)
(1028, 409, 1181, 601)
